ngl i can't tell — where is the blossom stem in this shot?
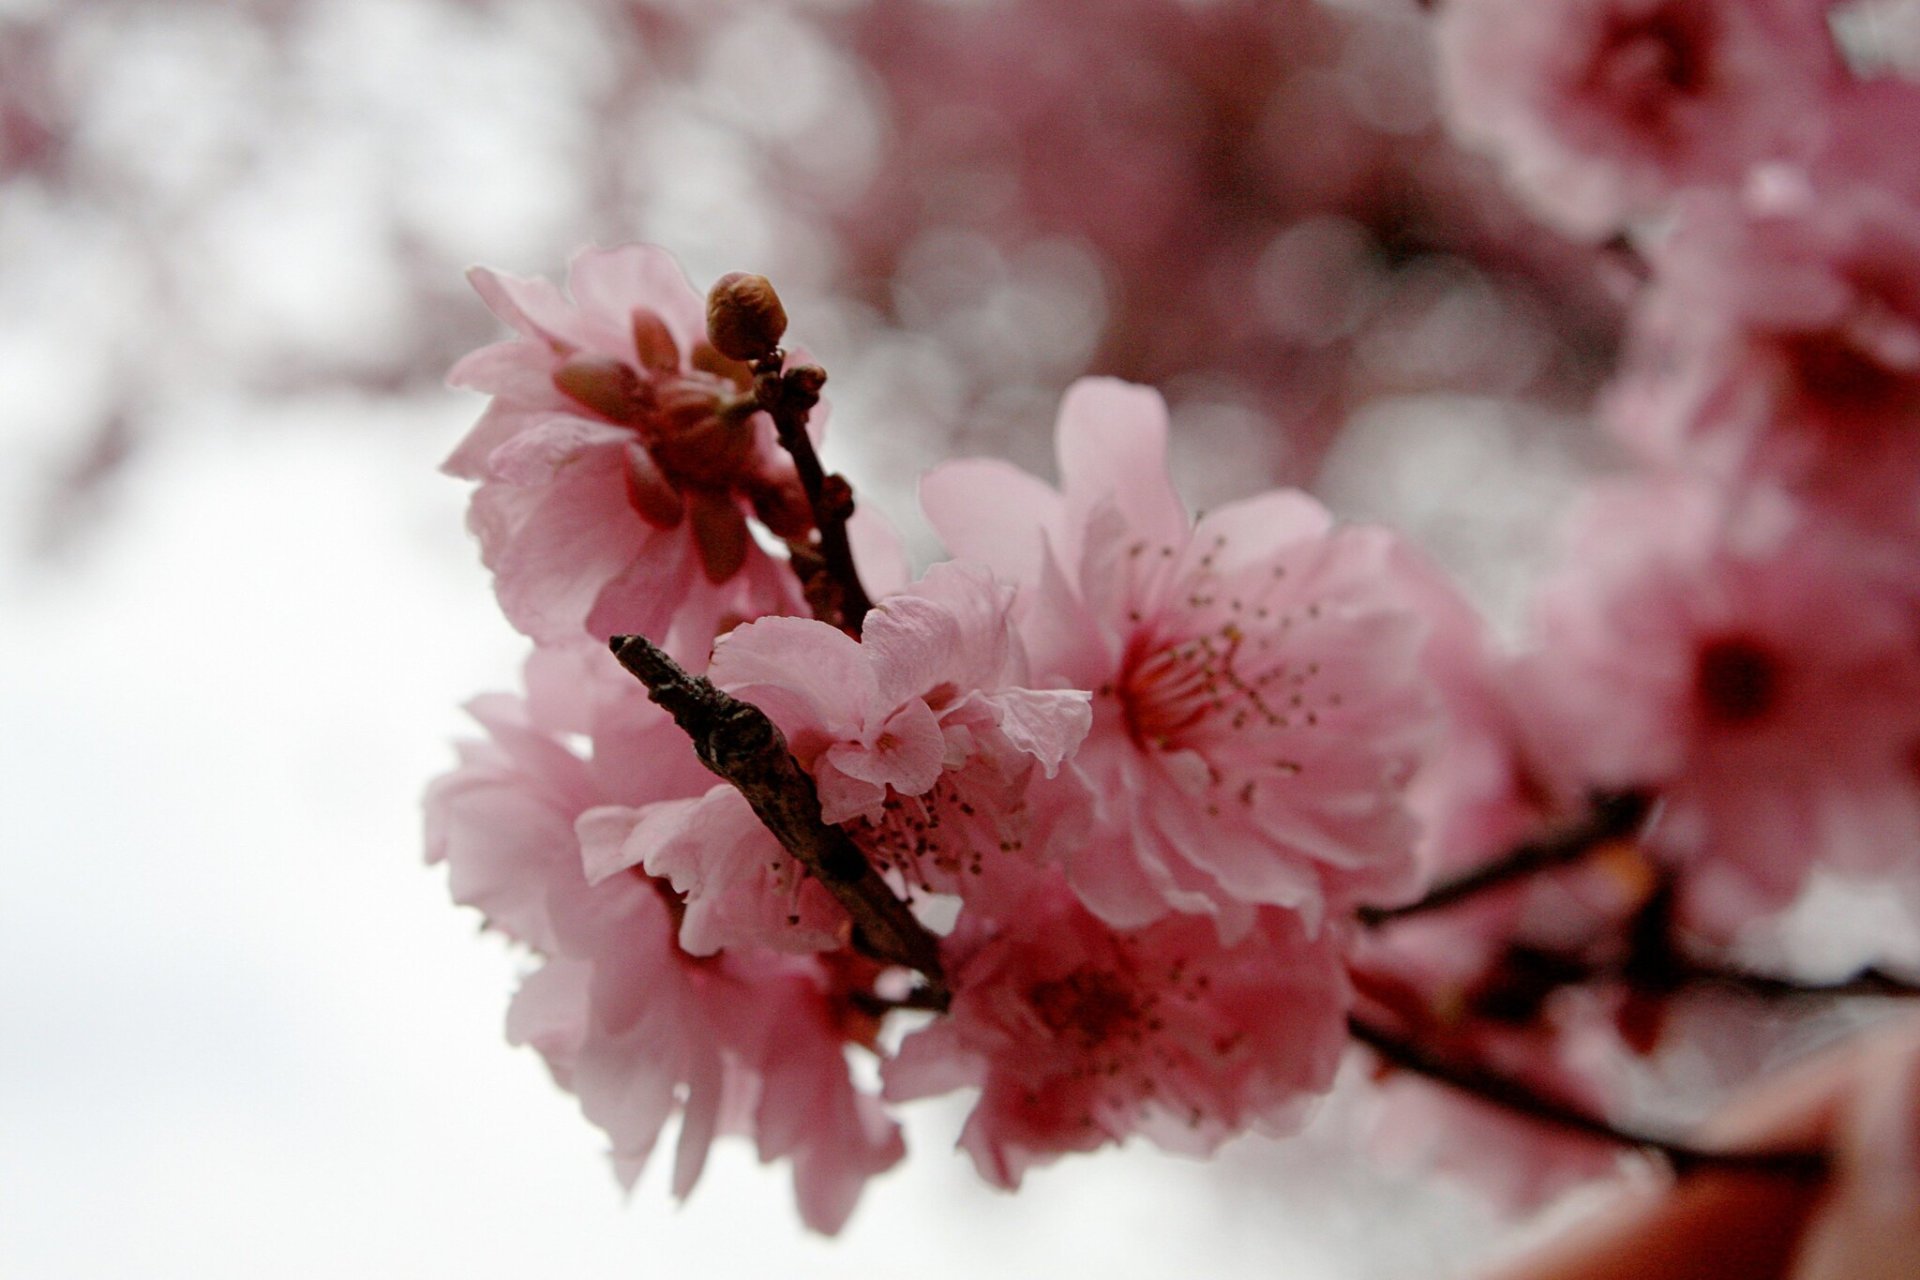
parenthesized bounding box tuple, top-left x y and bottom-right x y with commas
(1346, 1014, 1830, 1180)
(753, 357, 875, 635)
(1498, 942, 1920, 1004)
(610, 633, 946, 990)
(1357, 790, 1653, 926)
(1676, 962, 1920, 1000)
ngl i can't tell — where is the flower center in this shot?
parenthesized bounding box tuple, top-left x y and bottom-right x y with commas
(1029, 969, 1145, 1053)
(1115, 620, 1315, 754)
(1590, 4, 1714, 134)
(1694, 634, 1781, 728)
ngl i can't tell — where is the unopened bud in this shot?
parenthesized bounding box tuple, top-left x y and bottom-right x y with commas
(705, 272, 788, 363)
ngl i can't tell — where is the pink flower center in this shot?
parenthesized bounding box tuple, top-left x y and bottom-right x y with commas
(1775, 304, 1920, 433)
(1588, 4, 1714, 136)
(1029, 969, 1147, 1054)
(1115, 619, 1318, 753)
(1693, 634, 1781, 728)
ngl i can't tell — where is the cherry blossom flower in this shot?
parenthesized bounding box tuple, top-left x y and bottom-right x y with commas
(704, 560, 1093, 907)
(445, 244, 808, 657)
(883, 876, 1348, 1189)
(1436, 0, 1846, 238)
(921, 378, 1444, 936)
(423, 650, 901, 1233)
(1607, 186, 1920, 534)
(570, 561, 1088, 954)
(578, 785, 850, 958)
(1526, 479, 1920, 932)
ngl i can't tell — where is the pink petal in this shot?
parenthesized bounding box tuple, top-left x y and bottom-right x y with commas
(919, 457, 1062, 584)
(486, 415, 630, 486)
(567, 244, 707, 362)
(710, 615, 878, 747)
(1054, 378, 1188, 548)
(467, 265, 589, 350)
(822, 697, 948, 809)
(983, 688, 1093, 775)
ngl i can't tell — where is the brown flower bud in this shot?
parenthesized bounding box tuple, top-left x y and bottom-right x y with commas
(705, 272, 788, 364)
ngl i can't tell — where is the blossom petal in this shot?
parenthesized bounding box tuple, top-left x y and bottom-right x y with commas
(1055, 378, 1188, 548)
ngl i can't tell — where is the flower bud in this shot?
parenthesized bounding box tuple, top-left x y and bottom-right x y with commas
(705, 272, 788, 363)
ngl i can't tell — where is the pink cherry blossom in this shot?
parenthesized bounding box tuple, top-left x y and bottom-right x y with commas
(883, 876, 1349, 1189)
(921, 378, 1444, 936)
(1436, 0, 1846, 238)
(1606, 186, 1920, 534)
(705, 560, 1092, 906)
(1526, 479, 1920, 932)
(578, 785, 849, 957)
(446, 244, 808, 657)
(423, 650, 901, 1233)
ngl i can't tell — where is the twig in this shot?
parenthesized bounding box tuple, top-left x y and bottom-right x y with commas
(752, 358, 874, 634)
(610, 633, 945, 993)
(1348, 1014, 1829, 1181)
(1359, 790, 1652, 926)
(1684, 963, 1920, 1000)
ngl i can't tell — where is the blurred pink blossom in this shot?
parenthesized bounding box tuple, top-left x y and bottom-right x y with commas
(1527, 479, 1920, 932)
(1608, 185, 1920, 533)
(1437, 0, 1846, 238)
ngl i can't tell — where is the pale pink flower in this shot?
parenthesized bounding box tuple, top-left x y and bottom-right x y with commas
(424, 650, 901, 1233)
(1527, 479, 1920, 931)
(446, 244, 808, 656)
(1607, 187, 1920, 534)
(704, 560, 1093, 905)
(1436, 0, 1845, 238)
(883, 876, 1349, 1189)
(921, 378, 1442, 936)
(578, 786, 849, 957)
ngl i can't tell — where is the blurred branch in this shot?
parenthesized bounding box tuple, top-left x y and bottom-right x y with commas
(1359, 790, 1653, 925)
(1348, 1014, 1830, 1181)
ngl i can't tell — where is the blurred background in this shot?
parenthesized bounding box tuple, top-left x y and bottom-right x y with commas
(9, 0, 1909, 1274)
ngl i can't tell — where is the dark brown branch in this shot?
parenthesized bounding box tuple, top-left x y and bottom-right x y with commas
(847, 986, 952, 1018)
(753, 358, 874, 635)
(1681, 963, 1920, 1000)
(1359, 790, 1653, 926)
(1348, 1015, 1829, 1181)
(610, 634, 945, 992)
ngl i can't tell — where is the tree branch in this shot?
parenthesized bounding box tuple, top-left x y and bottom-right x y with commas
(1359, 790, 1653, 926)
(1347, 1014, 1829, 1181)
(753, 358, 874, 635)
(610, 633, 945, 994)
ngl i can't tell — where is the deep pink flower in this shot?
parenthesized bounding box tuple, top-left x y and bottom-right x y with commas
(1436, 0, 1845, 238)
(446, 244, 808, 657)
(423, 649, 901, 1233)
(882, 876, 1348, 1189)
(1527, 479, 1920, 931)
(1607, 186, 1920, 534)
(921, 378, 1443, 936)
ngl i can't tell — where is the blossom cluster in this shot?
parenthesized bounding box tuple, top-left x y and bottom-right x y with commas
(1348, 0, 1920, 1197)
(427, 240, 1477, 1224)
(427, 0, 1920, 1237)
